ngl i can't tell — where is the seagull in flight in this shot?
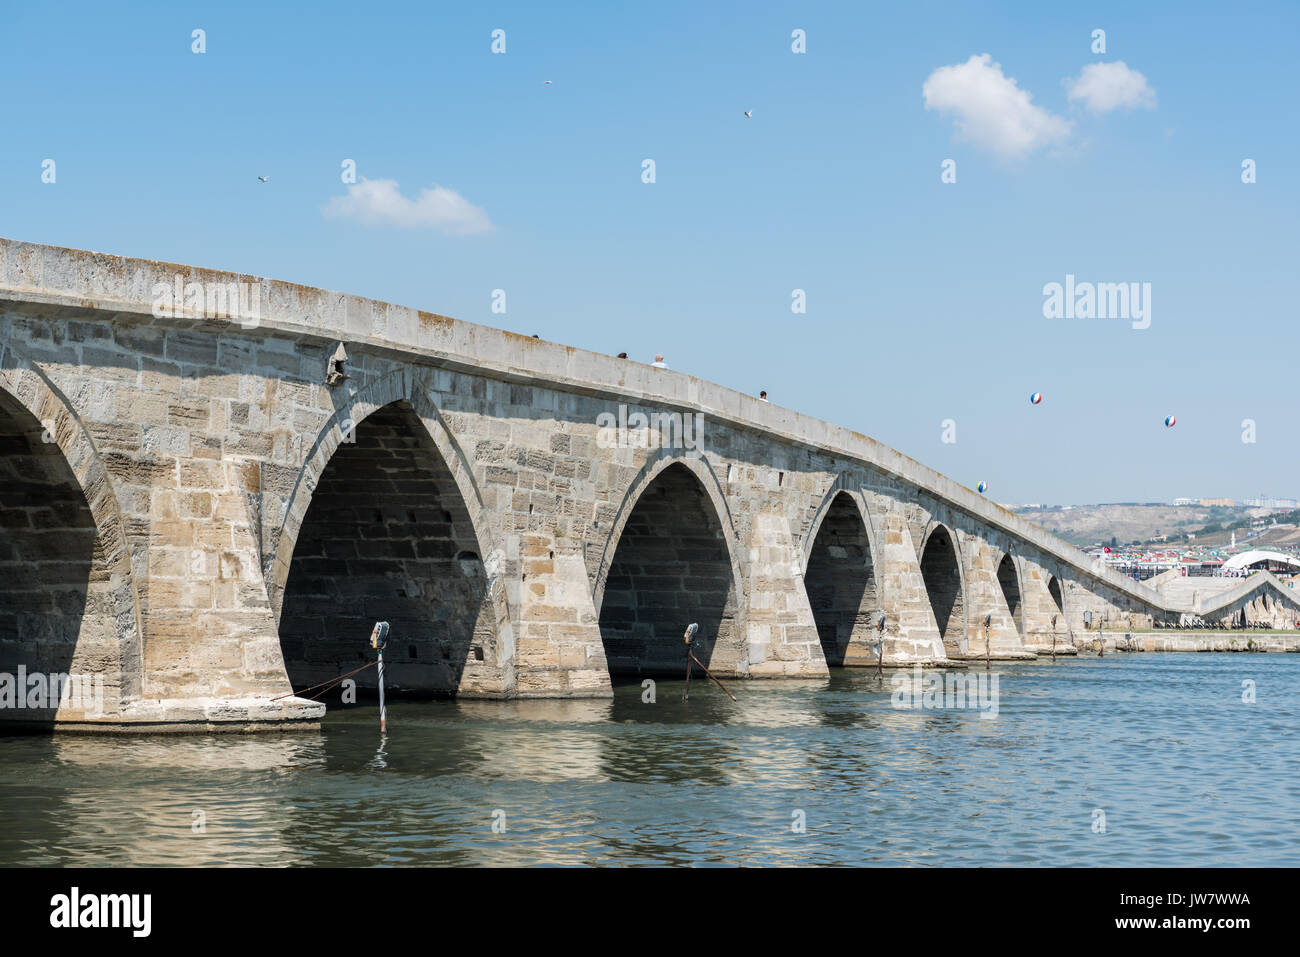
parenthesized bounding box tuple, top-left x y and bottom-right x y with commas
(257, 176, 268, 183)
(743, 110, 752, 118)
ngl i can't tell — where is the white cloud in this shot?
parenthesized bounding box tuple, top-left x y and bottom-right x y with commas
(1065, 61, 1156, 114)
(322, 178, 493, 235)
(923, 53, 1071, 160)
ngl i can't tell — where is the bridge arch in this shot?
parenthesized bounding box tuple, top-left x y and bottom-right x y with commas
(592, 452, 745, 676)
(0, 343, 143, 714)
(800, 481, 881, 666)
(798, 476, 880, 572)
(268, 370, 488, 619)
(918, 521, 968, 656)
(271, 370, 508, 697)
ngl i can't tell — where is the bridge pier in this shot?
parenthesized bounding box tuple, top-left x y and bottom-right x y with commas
(743, 507, 828, 678)
(1017, 558, 1078, 655)
(955, 539, 1037, 661)
(867, 509, 950, 666)
(513, 537, 611, 697)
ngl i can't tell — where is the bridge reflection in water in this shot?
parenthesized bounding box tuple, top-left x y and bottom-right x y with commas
(2, 653, 1296, 867)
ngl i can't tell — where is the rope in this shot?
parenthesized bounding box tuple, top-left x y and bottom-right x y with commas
(271, 659, 378, 702)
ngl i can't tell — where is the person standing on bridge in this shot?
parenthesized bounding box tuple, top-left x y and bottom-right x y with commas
(652, 354, 668, 368)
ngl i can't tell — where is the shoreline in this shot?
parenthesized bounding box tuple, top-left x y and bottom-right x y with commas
(1066, 632, 1300, 654)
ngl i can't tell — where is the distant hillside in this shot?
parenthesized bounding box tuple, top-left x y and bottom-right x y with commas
(1188, 520, 1300, 549)
(1012, 504, 1277, 548)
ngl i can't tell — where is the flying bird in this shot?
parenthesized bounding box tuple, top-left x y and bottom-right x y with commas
(743, 110, 752, 118)
(544, 80, 552, 84)
(257, 176, 268, 183)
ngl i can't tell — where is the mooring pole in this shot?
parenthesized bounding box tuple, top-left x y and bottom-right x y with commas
(370, 621, 391, 733)
(688, 651, 737, 701)
(1099, 616, 1105, 658)
(1050, 614, 1057, 662)
(683, 623, 698, 701)
(984, 614, 992, 671)
(876, 613, 886, 677)
(681, 622, 735, 701)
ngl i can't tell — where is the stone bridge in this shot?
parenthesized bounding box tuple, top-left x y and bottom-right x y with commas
(1, 239, 1291, 731)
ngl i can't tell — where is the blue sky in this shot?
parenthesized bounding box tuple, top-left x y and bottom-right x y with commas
(4, 1, 1296, 505)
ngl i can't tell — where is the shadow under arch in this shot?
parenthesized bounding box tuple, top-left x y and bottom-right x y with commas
(592, 453, 745, 677)
(797, 475, 881, 574)
(1047, 574, 1066, 621)
(997, 550, 1024, 637)
(272, 372, 508, 698)
(918, 521, 968, 657)
(268, 370, 489, 622)
(0, 343, 143, 717)
(800, 481, 882, 667)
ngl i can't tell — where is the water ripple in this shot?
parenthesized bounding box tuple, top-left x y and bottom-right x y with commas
(0, 653, 1296, 865)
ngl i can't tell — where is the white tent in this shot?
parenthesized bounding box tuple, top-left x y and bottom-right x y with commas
(1222, 549, 1300, 572)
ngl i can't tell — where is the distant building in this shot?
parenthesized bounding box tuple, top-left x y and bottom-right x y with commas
(1222, 550, 1300, 576)
(1173, 497, 1195, 506)
(1242, 495, 1298, 508)
(1198, 497, 1235, 507)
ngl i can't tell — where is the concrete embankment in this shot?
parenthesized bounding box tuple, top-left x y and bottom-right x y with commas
(1067, 633, 1300, 654)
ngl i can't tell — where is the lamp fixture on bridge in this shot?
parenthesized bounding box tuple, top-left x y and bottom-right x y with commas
(326, 342, 350, 387)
